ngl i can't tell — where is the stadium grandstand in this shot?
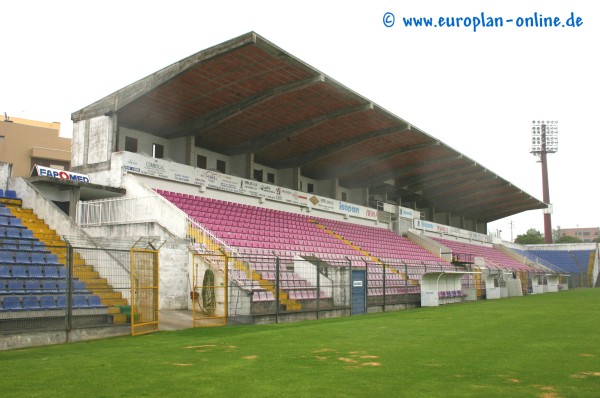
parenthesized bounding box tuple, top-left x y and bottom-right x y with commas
(1, 32, 598, 347)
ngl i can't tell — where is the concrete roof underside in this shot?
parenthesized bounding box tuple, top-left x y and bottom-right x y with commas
(72, 32, 545, 223)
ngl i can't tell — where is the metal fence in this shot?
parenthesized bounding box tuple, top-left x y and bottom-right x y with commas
(1, 243, 133, 336)
(205, 253, 485, 324)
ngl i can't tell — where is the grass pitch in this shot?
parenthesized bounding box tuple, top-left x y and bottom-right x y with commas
(1, 289, 599, 397)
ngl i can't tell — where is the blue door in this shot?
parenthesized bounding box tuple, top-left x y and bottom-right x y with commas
(351, 270, 366, 315)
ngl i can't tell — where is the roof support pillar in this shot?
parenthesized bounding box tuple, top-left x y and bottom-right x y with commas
(329, 178, 339, 200)
(230, 153, 254, 180)
(278, 167, 301, 191)
(184, 135, 195, 166)
(68, 186, 81, 222)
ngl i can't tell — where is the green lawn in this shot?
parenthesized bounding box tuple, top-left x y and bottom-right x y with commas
(2, 289, 599, 397)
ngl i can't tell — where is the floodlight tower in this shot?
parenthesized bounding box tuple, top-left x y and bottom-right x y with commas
(531, 120, 558, 243)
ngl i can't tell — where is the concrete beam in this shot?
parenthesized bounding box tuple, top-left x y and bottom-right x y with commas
(316, 140, 441, 181)
(169, 75, 325, 139)
(272, 124, 411, 169)
(223, 103, 374, 156)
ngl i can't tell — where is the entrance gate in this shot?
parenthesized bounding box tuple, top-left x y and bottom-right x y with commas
(351, 270, 366, 315)
(130, 239, 162, 336)
(192, 253, 228, 327)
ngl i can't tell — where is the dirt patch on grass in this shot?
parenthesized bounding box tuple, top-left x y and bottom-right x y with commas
(570, 371, 600, 379)
(184, 344, 216, 349)
(183, 344, 238, 354)
(309, 349, 381, 368)
(313, 348, 335, 353)
(578, 353, 596, 357)
(361, 362, 381, 367)
(507, 378, 521, 383)
(164, 362, 193, 366)
(243, 355, 257, 360)
(532, 384, 562, 398)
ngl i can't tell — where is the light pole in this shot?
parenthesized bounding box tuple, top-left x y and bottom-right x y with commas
(531, 120, 558, 244)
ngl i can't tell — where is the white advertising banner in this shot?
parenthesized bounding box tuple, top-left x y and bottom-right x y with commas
(121, 152, 378, 221)
(413, 219, 490, 242)
(398, 206, 421, 220)
(34, 165, 91, 183)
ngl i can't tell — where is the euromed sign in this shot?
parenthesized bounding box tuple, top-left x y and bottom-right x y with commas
(34, 165, 90, 183)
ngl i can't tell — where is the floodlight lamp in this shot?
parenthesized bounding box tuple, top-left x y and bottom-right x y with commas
(530, 120, 559, 154)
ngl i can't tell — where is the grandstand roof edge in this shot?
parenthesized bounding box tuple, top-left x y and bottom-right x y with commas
(69, 31, 546, 222)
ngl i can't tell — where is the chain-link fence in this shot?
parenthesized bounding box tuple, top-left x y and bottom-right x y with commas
(1, 242, 134, 336)
(220, 253, 485, 323)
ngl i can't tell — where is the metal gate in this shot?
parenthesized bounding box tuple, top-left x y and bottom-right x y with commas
(351, 270, 366, 315)
(192, 253, 228, 327)
(130, 239, 161, 336)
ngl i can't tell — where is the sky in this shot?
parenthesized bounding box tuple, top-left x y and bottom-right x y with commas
(2, 0, 598, 241)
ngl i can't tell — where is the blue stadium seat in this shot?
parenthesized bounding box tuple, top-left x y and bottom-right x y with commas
(40, 295, 58, 309)
(0, 216, 10, 227)
(8, 280, 24, 293)
(42, 280, 58, 293)
(87, 295, 103, 307)
(57, 267, 67, 279)
(32, 241, 46, 251)
(22, 296, 40, 310)
(20, 229, 34, 239)
(15, 252, 31, 264)
(2, 296, 22, 311)
(57, 295, 66, 308)
(73, 280, 87, 293)
(57, 280, 67, 292)
(6, 227, 21, 239)
(0, 207, 11, 216)
(0, 265, 10, 277)
(44, 266, 60, 279)
(0, 240, 18, 250)
(0, 251, 15, 263)
(45, 253, 60, 265)
(8, 217, 22, 227)
(27, 266, 44, 279)
(73, 295, 88, 308)
(31, 252, 46, 264)
(25, 280, 42, 292)
(11, 265, 28, 278)
(4, 190, 18, 199)
(18, 241, 33, 251)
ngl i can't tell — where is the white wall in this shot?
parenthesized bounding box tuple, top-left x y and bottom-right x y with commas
(119, 127, 170, 159)
(168, 136, 188, 164)
(0, 162, 12, 190)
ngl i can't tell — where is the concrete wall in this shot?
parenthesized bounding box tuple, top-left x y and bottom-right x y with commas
(0, 162, 12, 190)
(0, 326, 130, 351)
(8, 177, 94, 240)
(407, 230, 451, 262)
(119, 126, 170, 160)
(85, 228, 191, 310)
(72, 115, 113, 168)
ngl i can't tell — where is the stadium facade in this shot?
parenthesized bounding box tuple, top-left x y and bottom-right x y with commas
(2, 33, 598, 345)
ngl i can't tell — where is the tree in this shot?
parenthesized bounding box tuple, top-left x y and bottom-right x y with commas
(555, 235, 582, 244)
(514, 228, 545, 244)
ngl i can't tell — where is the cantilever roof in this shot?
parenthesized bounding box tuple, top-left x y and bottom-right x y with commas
(72, 32, 546, 223)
